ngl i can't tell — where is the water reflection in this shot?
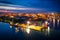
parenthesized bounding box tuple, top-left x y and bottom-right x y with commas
(0, 20, 60, 40)
(0, 18, 59, 35)
(15, 27, 19, 32)
(9, 24, 50, 36)
(57, 19, 59, 27)
(47, 26, 50, 35)
(10, 26, 12, 28)
(0, 13, 60, 40)
(25, 28, 30, 34)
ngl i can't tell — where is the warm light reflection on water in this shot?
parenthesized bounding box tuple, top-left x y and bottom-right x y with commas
(47, 26, 50, 35)
(25, 28, 30, 34)
(53, 18, 55, 28)
(0, 12, 60, 40)
(57, 19, 59, 27)
(10, 26, 12, 28)
(15, 28, 19, 32)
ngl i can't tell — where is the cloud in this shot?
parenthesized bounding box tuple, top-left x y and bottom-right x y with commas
(0, 3, 41, 10)
(0, 6, 40, 10)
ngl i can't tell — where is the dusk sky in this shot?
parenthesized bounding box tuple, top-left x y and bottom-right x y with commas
(0, 0, 60, 12)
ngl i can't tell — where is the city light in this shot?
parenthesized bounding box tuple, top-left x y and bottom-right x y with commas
(45, 21, 48, 24)
(15, 23, 18, 25)
(10, 16, 14, 18)
(0, 12, 60, 35)
(27, 21, 30, 24)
